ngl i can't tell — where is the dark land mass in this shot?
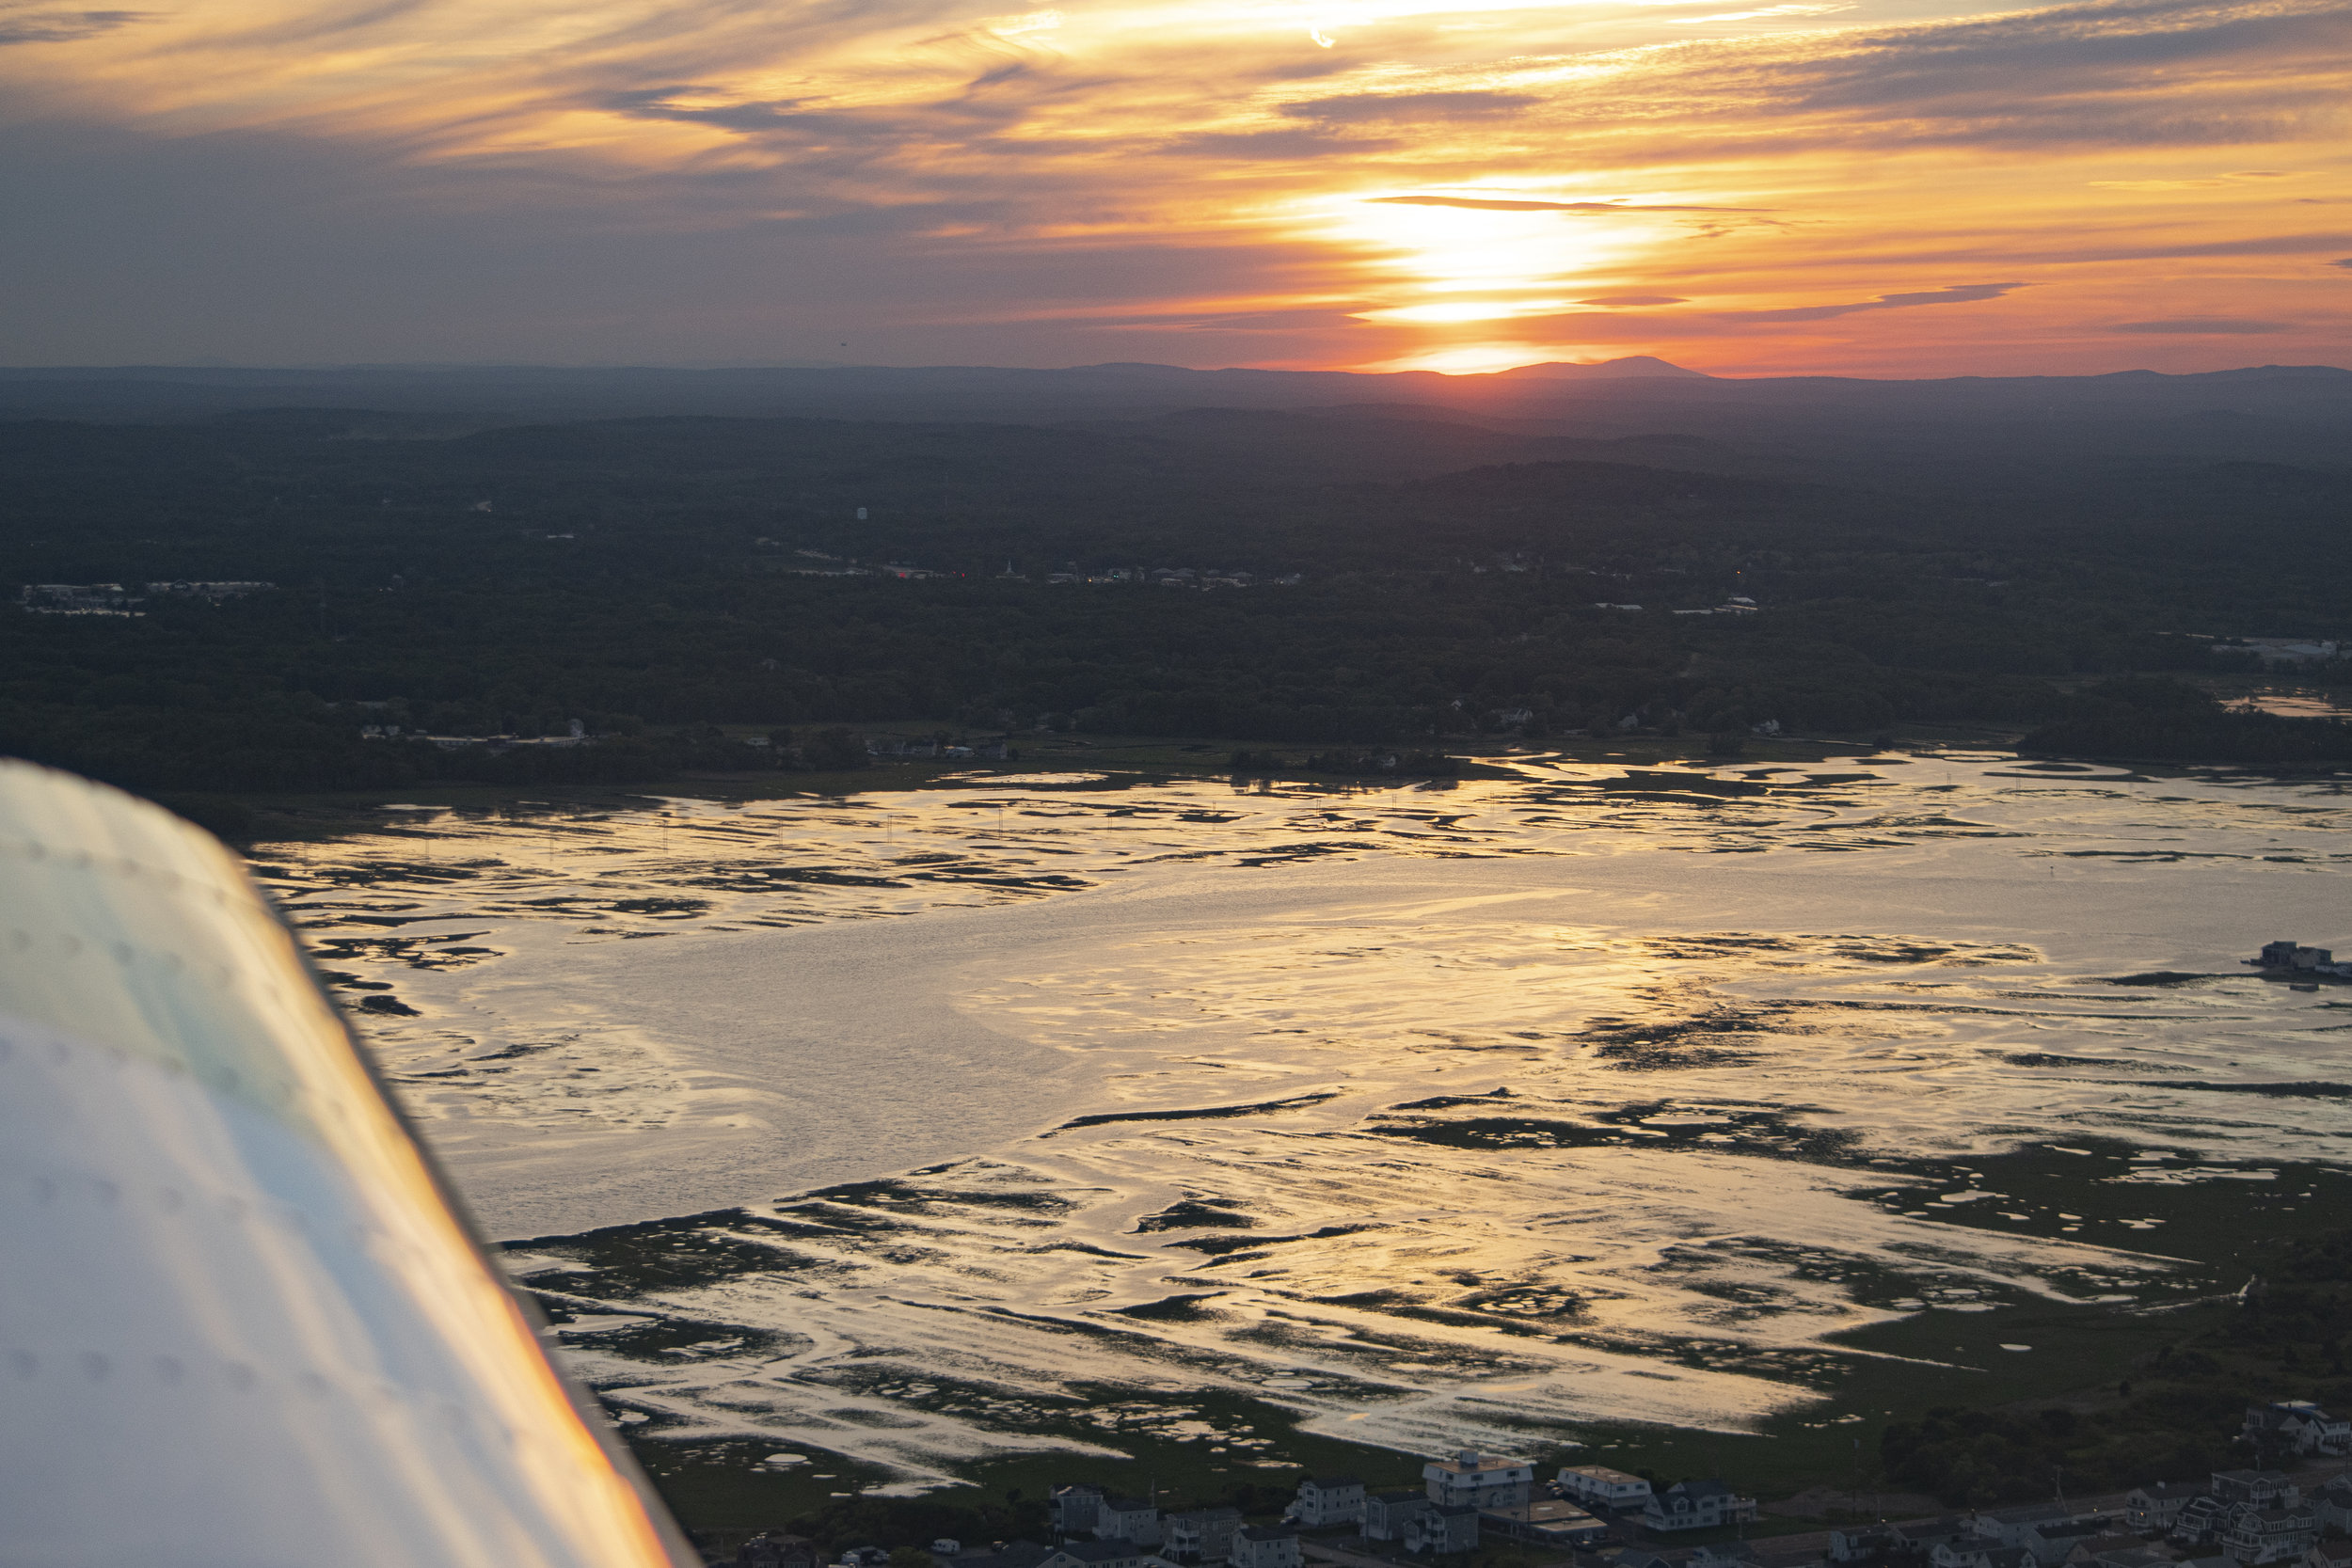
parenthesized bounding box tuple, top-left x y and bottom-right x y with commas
(1, 360, 2349, 821)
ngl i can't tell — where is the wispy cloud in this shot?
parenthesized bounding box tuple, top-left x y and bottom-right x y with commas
(2110, 316, 2295, 332)
(0, 0, 2343, 371)
(1732, 282, 2026, 321)
(1367, 195, 1763, 213)
(0, 5, 146, 45)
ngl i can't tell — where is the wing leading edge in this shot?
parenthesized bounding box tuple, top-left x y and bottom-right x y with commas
(0, 759, 699, 1568)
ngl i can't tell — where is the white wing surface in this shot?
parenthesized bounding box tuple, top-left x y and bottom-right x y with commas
(0, 760, 698, 1568)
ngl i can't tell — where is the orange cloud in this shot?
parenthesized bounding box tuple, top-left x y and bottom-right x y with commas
(0, 0, 2342, 372)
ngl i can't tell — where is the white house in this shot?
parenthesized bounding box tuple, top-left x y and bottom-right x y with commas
(1558, 1465, 1654, 1511)
(1643, 1480, 1759, 1533)
(2127, 1485, 2190, 1533)
(1165, 1509, 1242, 1565)
(1230, 1528, 1299, 1568)
(1423, 1451, 1534, 1510)
(1097, 1498, 1161, 1546)
(1363, 1492, 1432, 1544)
(2245, 1403, 2352, 1458)
(1053, 1487, 1106, 1538)
(2219, 1504, 2318, 1566)
(1406, 1506, 1481, 1556)
(1292, 1476, 1366, 1528)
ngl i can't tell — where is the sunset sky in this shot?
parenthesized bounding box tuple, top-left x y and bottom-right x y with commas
(0, 0, 2345, 373)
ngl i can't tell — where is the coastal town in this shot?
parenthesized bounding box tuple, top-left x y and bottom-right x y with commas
(731, 1404, 2352, 1568)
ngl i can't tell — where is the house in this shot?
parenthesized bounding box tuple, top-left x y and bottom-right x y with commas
(1479, 1498, 1610, 1548)
(1294, 1476, 1367, 1528)
(1978, 1507, 2077, 1546)
(2128, 1486, 2191, 1533)
(1897, 1518, 1977, 1555)
(1406, 1505, 1481, 1555)
(1231, 1527, 1300, 1568)
(1933, 1545, 2031, 1568)
(2022, 1518, 2122, 1565)
(1364, 1492, 1433, 1543)
(2213, 1475, 2299, 1510)
(2062, 1536, 2147, 1565)
(740, 1534, 821, 1568)
(1052, 1485, 1105, 1537)
(1056, 1542, 1168, 1568)
(1424, 1450, 1534, 1510)
(1560, 1466, 1656, 1511)
(2177, 1498, 2233, 1547)
(1643, 1480, 1760, 1533)
(2244, 1403, 2352, 1458)
(1097, 1498, 1162, 1546)
(2301, 1542, 2352, 1568)
(2303, 1475, 2352, 1535)
(1831, 1528, 1896, 1563)
(1165, 1509, 1242, 1564)
(2218, 1503, 2316, 1565)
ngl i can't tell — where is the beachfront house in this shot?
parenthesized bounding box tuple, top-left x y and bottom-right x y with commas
(1363, 1492, 1432, 1543)
(1478, 1498, 1610, 1548)
(1405, 1505, 1481, 1555)
(1559, 1465, 1655, 1511)
(1097, 1498, 1161, 1546)
(2244, 1402, 2352, 1457)
(1230, 1528, 1299, 1568)
(2218, 1501, 2318, 1565)
(1423, 1451, 1534, 1510)
(1164, 1509, 1242, 1564)
(2127, 1484, 2190, 1533)
(1292, 1476, 1366, 1528)
(1053, 1487, 1106, 1538)
(1643, 1479, 1760, 1533)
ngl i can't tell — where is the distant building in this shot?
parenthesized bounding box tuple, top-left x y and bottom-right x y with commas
(2305, 1475, 2352, 1536)
(2127, 1485, 2190, 1533)
(1478, 1498, 1608, 1548)
(1363, 1492, 1432, 1543)
(1558, 1465, 1653, 1511)
(1423, 1450, 1533, 1510)
(1051, 1485, 1104, 1537)
(1405, 1506, 1480, 1555)
(2213, 1473, 2299, 1510)
(1643, 1480, 1758, 1533)
(1230, 1528, 1299, 1568)
(2245, 1402, 2352, 1456)
(1097, 1497, 1161, 1546)
(1165, 1508, 1242, 1564)
(1895, 1518, 1977, 1556)
(2220, 1503, 2317, 1566)
(1833, 1529, 1897, 1563)
(1292, 1477, 1365, 1528)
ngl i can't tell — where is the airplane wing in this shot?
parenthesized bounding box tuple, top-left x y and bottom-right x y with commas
(0, 758, 700, 1568)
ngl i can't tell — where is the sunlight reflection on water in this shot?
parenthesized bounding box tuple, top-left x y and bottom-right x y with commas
(252, 755, 2352, 1483)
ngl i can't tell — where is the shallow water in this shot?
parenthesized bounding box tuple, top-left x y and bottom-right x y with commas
(253, 755, 2352, 1487)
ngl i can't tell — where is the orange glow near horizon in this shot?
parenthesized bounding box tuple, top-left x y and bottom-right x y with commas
(0, 0, 2344, 371)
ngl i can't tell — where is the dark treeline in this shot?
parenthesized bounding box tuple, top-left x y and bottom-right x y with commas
(3, 409, 2349, 799)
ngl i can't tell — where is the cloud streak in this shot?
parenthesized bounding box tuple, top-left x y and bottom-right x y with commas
(0, 0, 2343, 372)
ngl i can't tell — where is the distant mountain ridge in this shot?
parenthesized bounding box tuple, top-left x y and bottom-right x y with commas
(0, 359, 2346, 479)
(1495, 356, 1714, 379)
